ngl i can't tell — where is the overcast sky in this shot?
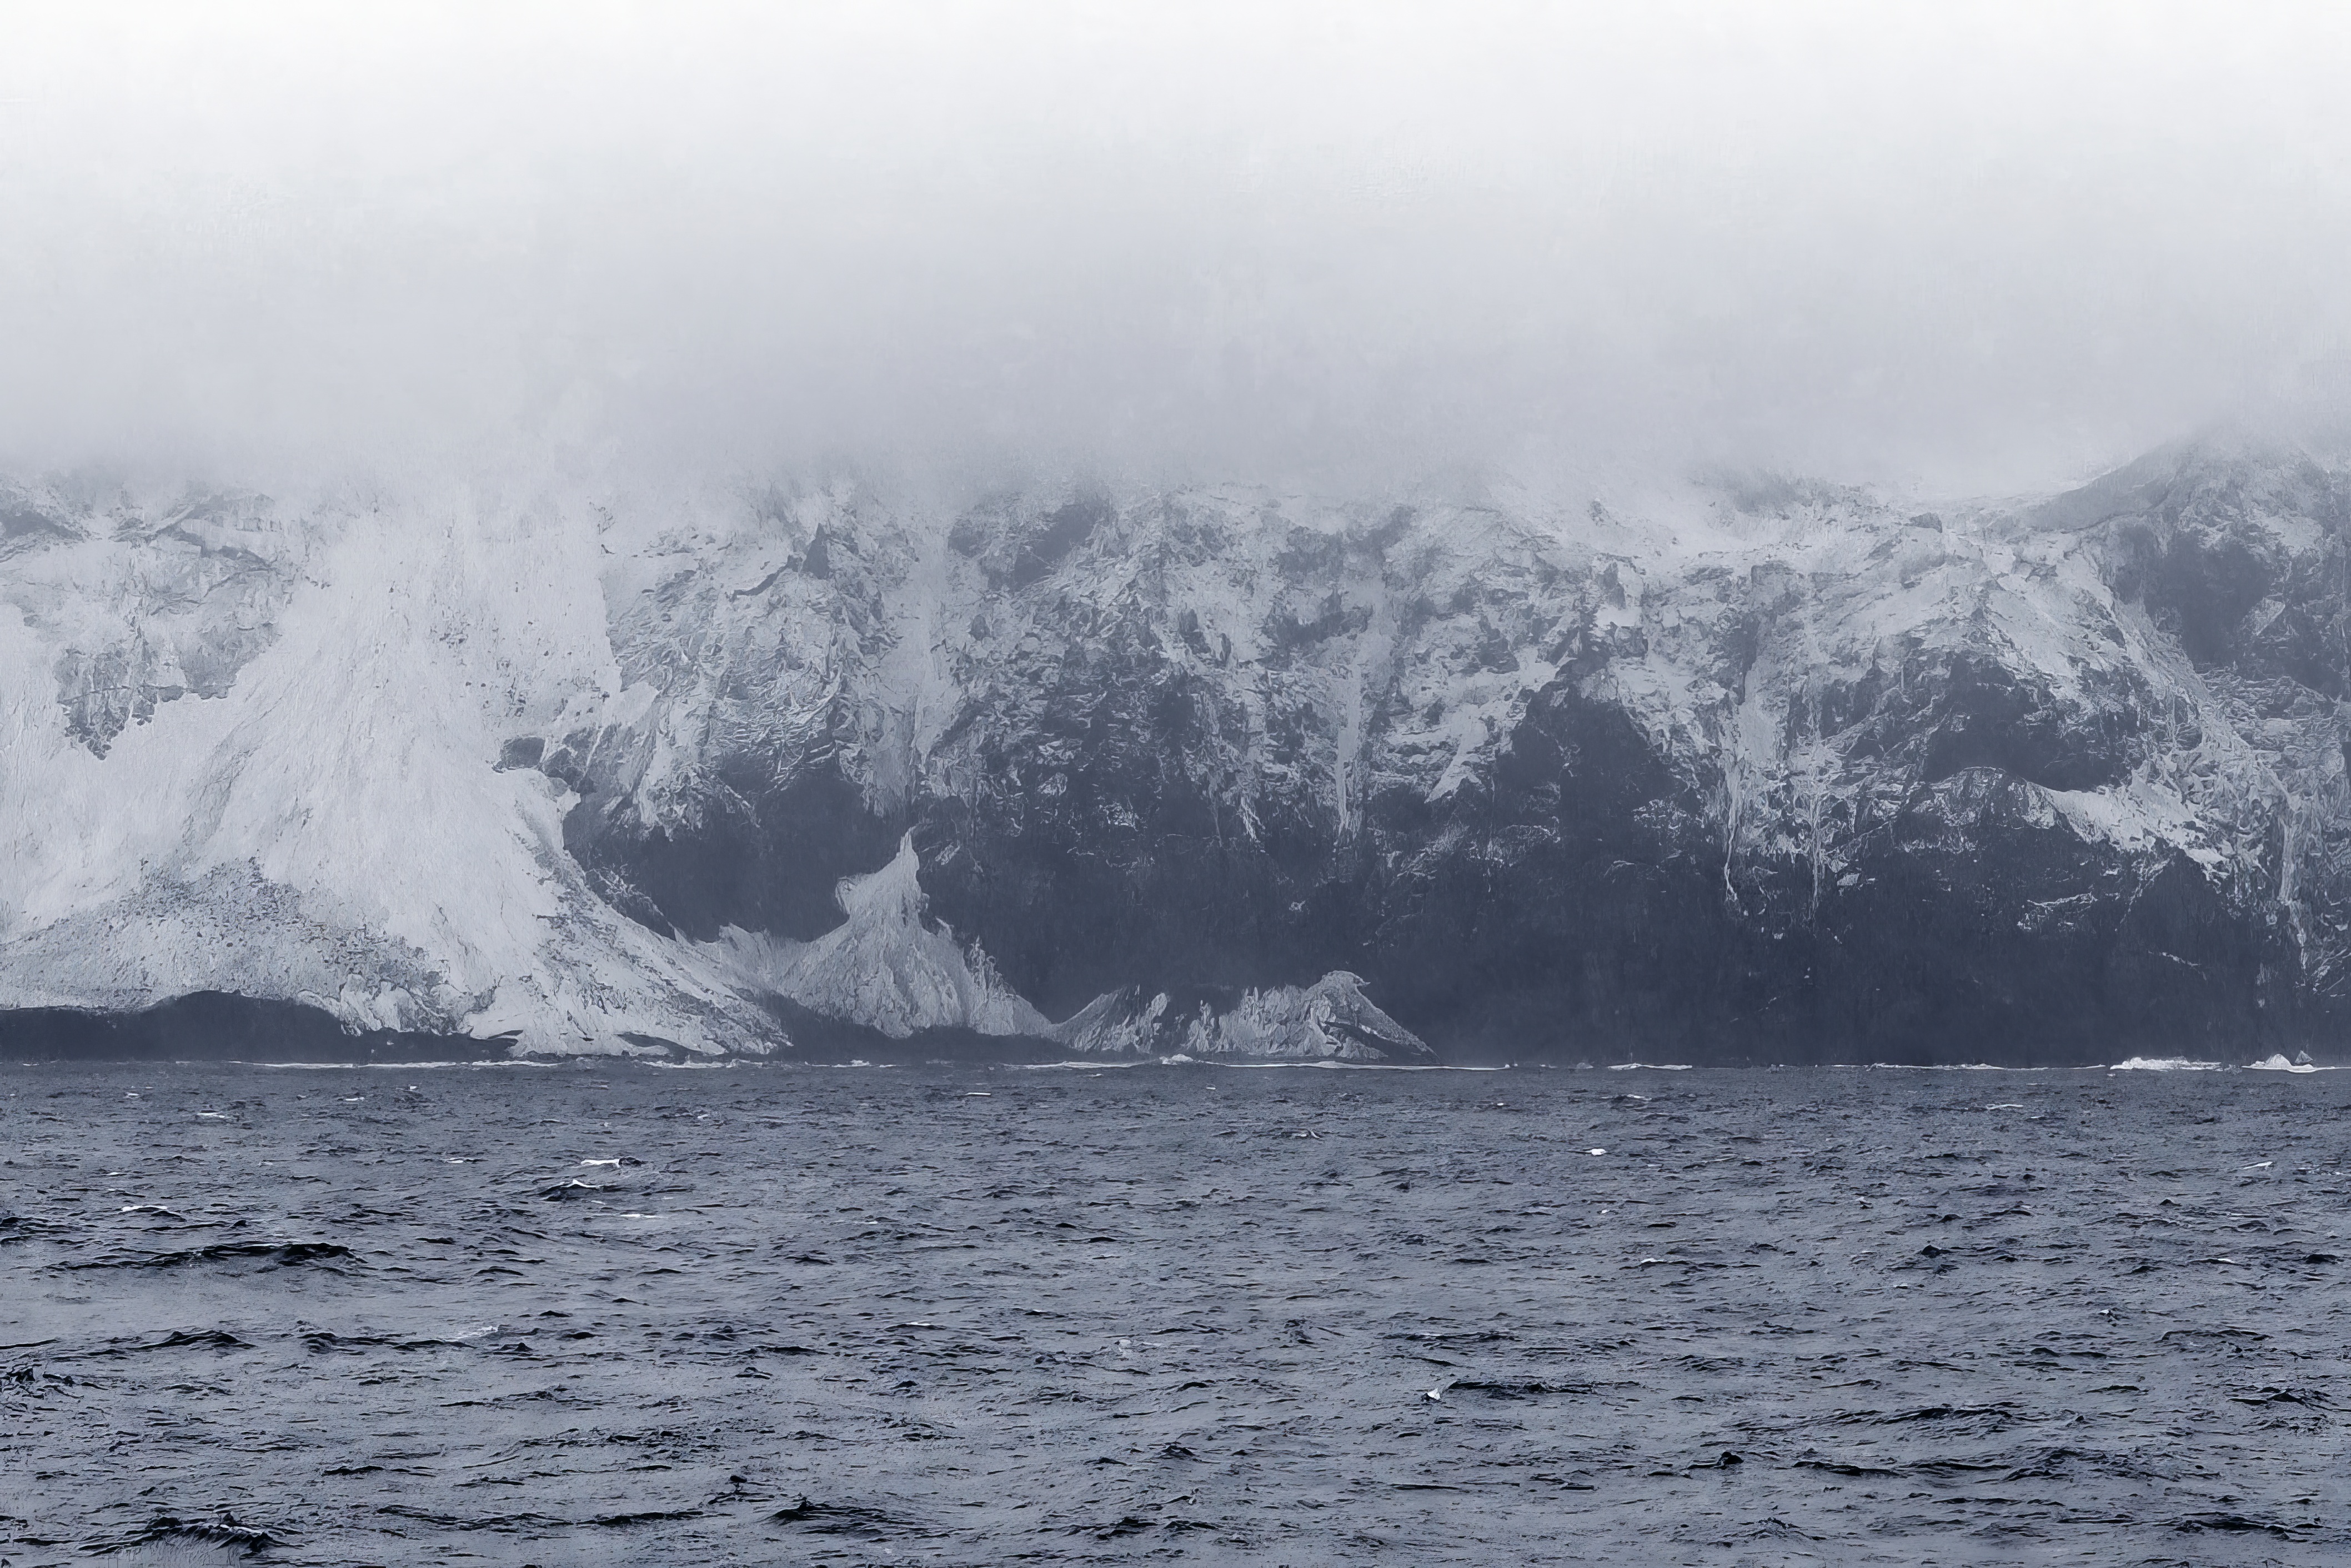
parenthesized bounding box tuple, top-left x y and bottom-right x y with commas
(4, 2, 2350, 494)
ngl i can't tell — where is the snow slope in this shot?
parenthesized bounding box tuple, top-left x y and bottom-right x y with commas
(0, 482, 775, 1054)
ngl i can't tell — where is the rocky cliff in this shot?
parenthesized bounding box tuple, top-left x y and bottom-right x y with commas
(6, 434, 2348, 1062)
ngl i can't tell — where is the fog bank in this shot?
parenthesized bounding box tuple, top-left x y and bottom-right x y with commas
(5, 3, 2350, 494)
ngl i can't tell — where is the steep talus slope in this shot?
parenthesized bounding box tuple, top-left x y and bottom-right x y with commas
(5, 437, 2349, 1061)
(691, 834, 1051, 1041)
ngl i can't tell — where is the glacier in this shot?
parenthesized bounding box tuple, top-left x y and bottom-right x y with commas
(5, 432, 2351, 1064)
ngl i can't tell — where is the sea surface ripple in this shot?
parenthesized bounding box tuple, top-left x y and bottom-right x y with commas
(3, 1061, 2348, 1565)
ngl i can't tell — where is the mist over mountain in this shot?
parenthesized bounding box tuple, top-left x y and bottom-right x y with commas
(8, 4, 2351, 493)
(9, 7, 2351, 1060)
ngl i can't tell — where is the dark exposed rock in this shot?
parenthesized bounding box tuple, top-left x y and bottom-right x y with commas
(0, 991, 502, 1062)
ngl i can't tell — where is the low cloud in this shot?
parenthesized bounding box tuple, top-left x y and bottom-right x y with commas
(5, 3, 2349, 495)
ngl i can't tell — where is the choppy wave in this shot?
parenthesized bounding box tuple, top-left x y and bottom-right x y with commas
(10, 1059, 2351, 1562)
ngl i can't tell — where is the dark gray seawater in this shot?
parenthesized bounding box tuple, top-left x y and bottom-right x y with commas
(4, 1060, 2349, 1566)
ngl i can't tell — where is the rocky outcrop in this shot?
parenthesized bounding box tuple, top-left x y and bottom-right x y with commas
(1050, 973, 1433, 1061)
(691, 834, 1050, 1041)
(6, 434, 2351, 1062)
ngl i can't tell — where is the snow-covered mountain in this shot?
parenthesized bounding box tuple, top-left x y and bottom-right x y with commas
(5, 434, 2349, 1062)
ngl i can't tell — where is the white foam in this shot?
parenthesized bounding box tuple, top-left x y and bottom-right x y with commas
(1606, 1062, 1692, 1071)
(239, 1059, 551, 1070)
(2245, 1054, 2323, 1074)
(1206, 1059, 1506, 1071)
(2109, 1056, 2224, 1071)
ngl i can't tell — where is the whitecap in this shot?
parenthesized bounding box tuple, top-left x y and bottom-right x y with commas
(2109, 1056, 2224, 1071)
(1606, 1062, 1692, 1071)
(240, 1059, 552, 1070)
(1210, 1060, 1506, 1071)
(2245, 1054, 2322, 1074)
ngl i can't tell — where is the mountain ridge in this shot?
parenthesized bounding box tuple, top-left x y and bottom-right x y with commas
(6, 436, 2348, 1063)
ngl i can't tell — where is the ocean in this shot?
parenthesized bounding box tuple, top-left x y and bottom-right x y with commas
(3, 1058, 2346, 1565)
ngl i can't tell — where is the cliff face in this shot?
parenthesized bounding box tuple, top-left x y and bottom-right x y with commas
(6, 435, 2349, 1061)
